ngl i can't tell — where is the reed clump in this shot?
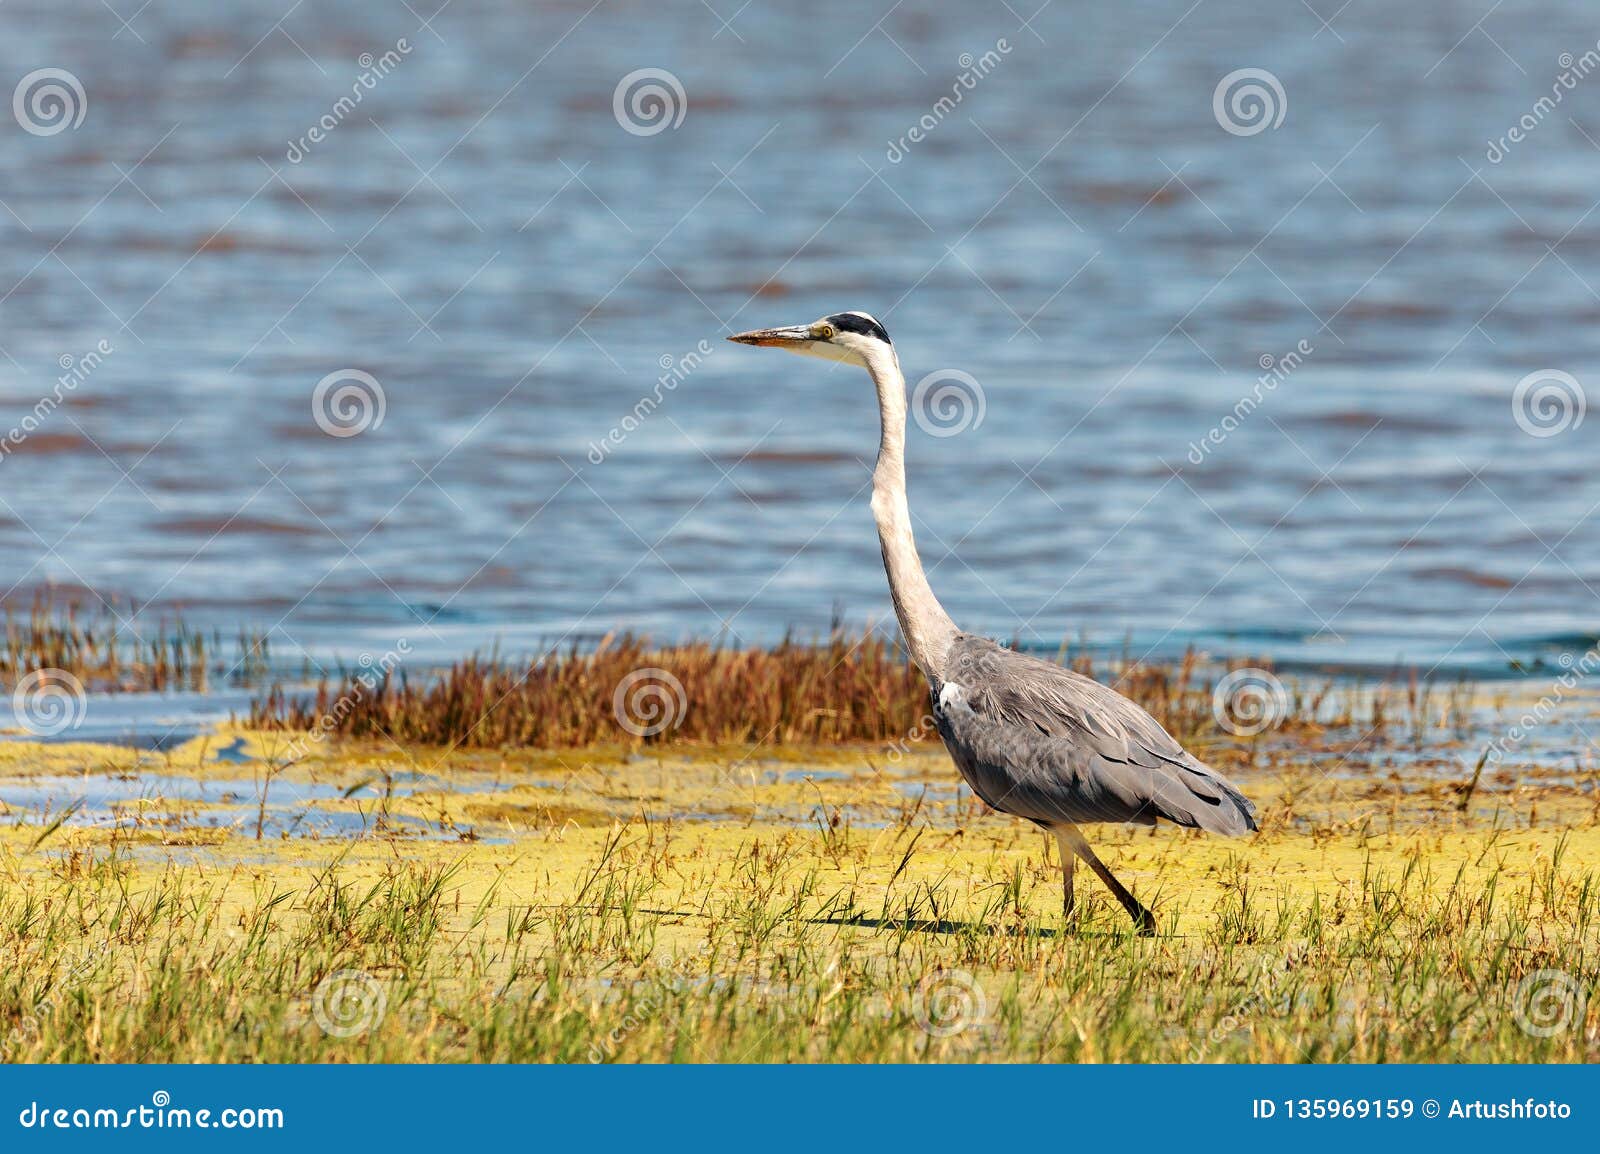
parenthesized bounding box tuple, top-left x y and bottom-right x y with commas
(252, 631, 930, 748)
(247, 632, 1392, 751)
(1, 593, 269, 692)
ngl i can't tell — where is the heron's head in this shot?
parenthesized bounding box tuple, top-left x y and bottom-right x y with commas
(727, 311, 892, 368)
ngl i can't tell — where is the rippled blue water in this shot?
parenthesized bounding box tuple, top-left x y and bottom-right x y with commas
(2, 0, 1598, 678)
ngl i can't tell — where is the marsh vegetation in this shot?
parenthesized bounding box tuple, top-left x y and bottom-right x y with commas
(2, 669, 1596, 1062)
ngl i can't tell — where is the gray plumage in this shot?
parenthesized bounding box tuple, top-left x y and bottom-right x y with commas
(729, 310, 1260, 933)
(933, 633, 1257, 836)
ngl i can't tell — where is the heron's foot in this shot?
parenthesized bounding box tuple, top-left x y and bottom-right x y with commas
(1133, 907, 1157, 937)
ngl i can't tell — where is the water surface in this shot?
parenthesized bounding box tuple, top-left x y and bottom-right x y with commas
(1, 1, 1598, 680)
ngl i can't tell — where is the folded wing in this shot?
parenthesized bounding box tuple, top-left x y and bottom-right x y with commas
(933, 634, 1257, 835)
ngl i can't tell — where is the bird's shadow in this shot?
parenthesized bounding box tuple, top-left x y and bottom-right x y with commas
(619, 907, 1152, 941)
(810, 912, 1139, 940)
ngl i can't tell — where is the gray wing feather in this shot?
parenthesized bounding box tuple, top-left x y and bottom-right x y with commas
(933, 634, 1257, 835)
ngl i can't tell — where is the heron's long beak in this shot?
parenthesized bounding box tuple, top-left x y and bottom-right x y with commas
(727, 325, 811, 348)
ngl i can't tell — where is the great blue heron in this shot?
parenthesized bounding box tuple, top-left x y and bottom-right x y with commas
(729, 312, 1257, 934)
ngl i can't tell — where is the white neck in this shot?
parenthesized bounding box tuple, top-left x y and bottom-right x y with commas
(862, 342, 959, 681)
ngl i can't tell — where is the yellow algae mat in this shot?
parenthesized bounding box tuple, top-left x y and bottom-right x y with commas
(0, 726, 1596, 1062)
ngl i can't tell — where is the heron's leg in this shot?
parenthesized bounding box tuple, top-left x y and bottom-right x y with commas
(1052, 830, 1076, 918)
(1058, 825, 1157, 936)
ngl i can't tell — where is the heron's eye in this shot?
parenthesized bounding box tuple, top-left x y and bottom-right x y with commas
(812, 324, 835, 339)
